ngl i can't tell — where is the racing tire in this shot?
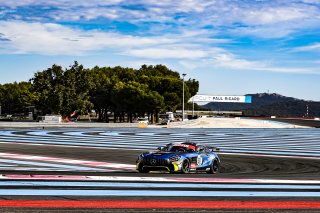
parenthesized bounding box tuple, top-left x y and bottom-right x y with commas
(138, 164, 149, 173)
(181, 159, 190, 174)
(207, 159, 220, 174)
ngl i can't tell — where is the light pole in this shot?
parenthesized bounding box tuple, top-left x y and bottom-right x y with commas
(192, 96, 194, 118)
(182, 73, 186, 121)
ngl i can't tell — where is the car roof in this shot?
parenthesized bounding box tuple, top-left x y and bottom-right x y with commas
(181, 142, 198, 146)
(167, 142, 204, 146)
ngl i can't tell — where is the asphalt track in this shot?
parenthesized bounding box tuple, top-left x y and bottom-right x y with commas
(0, 128, 320, 212)
(1, 142, 320, 180)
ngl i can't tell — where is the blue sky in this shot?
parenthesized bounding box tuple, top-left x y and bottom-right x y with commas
(0, 0, 319, 100)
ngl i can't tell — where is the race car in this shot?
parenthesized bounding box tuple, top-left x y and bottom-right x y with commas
(136, 142, 220, 174)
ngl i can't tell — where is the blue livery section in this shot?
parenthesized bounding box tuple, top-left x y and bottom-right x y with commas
(245, 96, 252, 103)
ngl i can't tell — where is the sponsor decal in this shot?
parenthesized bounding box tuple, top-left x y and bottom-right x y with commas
(190, 95, 252, 103)
(197, 156, 202, 165)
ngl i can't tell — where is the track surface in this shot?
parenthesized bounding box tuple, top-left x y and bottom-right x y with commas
(0, 128, 320, 179)
(1, 142, 320, 180)
(0, 128, 320, 212)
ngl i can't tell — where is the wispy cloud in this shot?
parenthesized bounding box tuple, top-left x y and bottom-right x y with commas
(1, 0, 319, 39)
(0, 0, 124, 8)
(213, 51, 320, 74)
(294, 43, 320, 52)
(0, 21, 178, 55)
(0, 20, 318, 75)
(0, 20, 232, 55)
(235, 5, 312, 25)
(177, 50, 320, 75)
(50, 8, 121, 21)
(126, 48, 209, 59)
(0, 1, 319, 76)
(303, 0, 320, 4)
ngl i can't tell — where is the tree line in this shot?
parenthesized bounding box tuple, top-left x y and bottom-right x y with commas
(0, 62, 199, 123)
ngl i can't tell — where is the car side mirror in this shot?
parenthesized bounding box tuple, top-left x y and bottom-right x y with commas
(157, 146, 164, 151)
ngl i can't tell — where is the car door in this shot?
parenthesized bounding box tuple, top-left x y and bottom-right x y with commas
(197, 147, 212, 168)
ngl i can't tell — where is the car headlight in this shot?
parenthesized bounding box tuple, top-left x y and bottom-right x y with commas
(169, 155, 181, 162)
(138, 154, 144, 160)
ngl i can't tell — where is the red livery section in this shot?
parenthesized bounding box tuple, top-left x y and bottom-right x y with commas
(0, 200, 320, 209)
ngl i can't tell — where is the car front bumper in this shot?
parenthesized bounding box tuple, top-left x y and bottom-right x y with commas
(136, 160, 180, 172)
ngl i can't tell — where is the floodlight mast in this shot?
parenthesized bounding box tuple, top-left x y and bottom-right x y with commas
(182, 73, 186, 121)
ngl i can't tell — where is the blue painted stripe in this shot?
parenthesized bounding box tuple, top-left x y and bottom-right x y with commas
(1, 129, 320, 158)
(2, 181, 320, 190)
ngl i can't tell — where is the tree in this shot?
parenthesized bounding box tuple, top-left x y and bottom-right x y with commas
(112, 81, 148, 122)
(31, 64, 64, 115)
(185, 78, 199, 97)
(142, 90, 164, 123)
(89, 66, 115, 122)
(60, 61, 93, 117)
(0, 82, 37, 115)
(137, 64, 199, 113)
(5, 62, 199, 123)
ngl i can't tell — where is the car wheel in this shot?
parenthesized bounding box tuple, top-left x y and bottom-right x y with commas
(207, 159, 220, 174)
(138, 164, 149, 173)
(181, 159, 190, 173)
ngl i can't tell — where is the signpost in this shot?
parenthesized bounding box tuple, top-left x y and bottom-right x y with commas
(189, 95, 252, 117)
(190, 95, 252, 103)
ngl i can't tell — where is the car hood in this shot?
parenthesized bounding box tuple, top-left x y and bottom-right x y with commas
(143, 152, 179, 158)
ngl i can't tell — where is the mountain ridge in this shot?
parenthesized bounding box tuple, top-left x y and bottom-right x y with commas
(202, 93, 320, 117)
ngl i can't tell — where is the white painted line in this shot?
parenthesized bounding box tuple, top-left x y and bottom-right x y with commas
(0, 152, 135, 171)
(89, 176, 172, 182)
(0, 158, 107, 171)
(220, 152, 320, 160)
(0, 141, 145, 151)
(1, 174, 320, 185)
(2, 181, 320, 190)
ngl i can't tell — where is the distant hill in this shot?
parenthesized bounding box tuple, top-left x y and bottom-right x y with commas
(203, 93, 320, 117)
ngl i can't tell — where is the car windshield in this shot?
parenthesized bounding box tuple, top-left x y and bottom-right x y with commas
(167, 145, 195, 153)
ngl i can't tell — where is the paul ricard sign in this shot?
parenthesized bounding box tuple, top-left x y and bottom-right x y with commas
(190, 95, 252, 103)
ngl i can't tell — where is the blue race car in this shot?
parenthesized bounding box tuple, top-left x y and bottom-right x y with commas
(136, 142, 220, 174)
